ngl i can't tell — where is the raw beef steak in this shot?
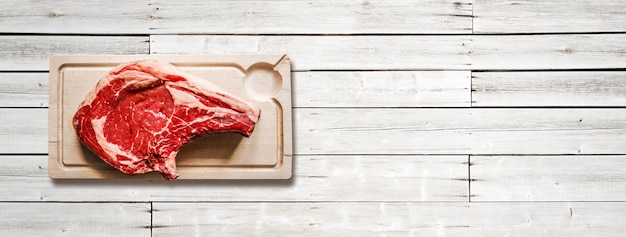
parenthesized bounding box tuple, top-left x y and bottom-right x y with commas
(73, 60, 261, 180)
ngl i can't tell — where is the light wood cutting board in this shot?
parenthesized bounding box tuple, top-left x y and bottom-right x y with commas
(48, 55, 292, 180)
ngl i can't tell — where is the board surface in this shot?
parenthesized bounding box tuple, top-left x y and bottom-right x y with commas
(48, 55, 292, 179)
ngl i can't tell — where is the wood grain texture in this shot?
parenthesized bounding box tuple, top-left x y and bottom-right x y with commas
(0, 109, 47, 154)
(469, 34, 626, 70)
(0, 36, 149, 71)
(149, 0, 473, 34)
(150, 35, 472, 71)
(474, 0, 626, 33)
(472, 71, 626, 107)
(0, 0, 472, 34)
(2, 1, 626, 235)
(0, 155, 467, 201)
(0, 202, 150, 237)
(0, 73, 48, 107)
(0, 0, 149, 34)
(471, 155, 626, 201)
(150, 34, 626, 70)
(294, 71, 471, 107)
(152, 202, 626, 236)
(8, 108, 626, 155)
(296, 108, 626, 155)
(0, 71, 470, 108)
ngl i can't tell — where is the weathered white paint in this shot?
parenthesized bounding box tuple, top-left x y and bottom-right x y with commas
(150, 34, 626, 70)
(472, 71, 626, 106)
(0, 202, 150, 237)
(0, 109, 47, 154)
(150, 35, 472, 70)
(294, 71, 471, 107)
(0, 36, 149, 71)
(1, 0, 624, 235)
(296, 108, 626, 155)
(7, 108, 626, 155)
(0, 0, 472, 34)
(0, 73, 48, 107)
(0, 34, 621, 72)
(468, 34, 626, 70)
(1, 71, 471, 108)
(152, 202, 626, 236)
(474, 0, 626, 33)
(0, 0, 149, 34)
(471, 155, 626, 201)
(0, 155, 468, 201)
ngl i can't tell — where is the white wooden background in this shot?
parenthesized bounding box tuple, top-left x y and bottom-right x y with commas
(1, 0, 625, 236)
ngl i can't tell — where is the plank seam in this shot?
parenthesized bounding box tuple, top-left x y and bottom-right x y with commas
(308, 68, 625, 73)
(149, 201, 474, 204)
(9, 106, 626, 109)
(0, 153, 49, 156)
(466, 201, 626, 203)
(0, 201, 152, 203)
(6, 68, 623, 73)
(471, 0, 474, 35)
(301, 69, 473, 72)
(1, 32, 625, 36)
(150, 202, 153, 237)
(468, 155, 472, 202)
(149, 32, 626, 36)
(145, 200, 626, 204)
(6, 154, 626, 157)
(2, 200, 626, 203)
(0, 32, 150, 37)
(472, 68, 626, 72)
(470, 70, 475, 106)
(294, 153, 626, 156)
(295, 106, 626, 109)
(148, 35, 152, 55)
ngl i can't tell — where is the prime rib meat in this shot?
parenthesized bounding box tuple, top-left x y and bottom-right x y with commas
(73, 60, 260, 180)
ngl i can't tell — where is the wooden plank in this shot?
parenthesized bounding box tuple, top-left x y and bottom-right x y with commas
(0, 73, 48, 107)
(0, 0, 472, 34)
(294, 71, 471, 107)
(470, 155, 626, 201)
(9, 71, 626, 109)
(152, 202, 626, 236)
(0, 0, 149, 34)
(150, 0, 473, 34)
(0, 155, 467, 201)
(0, 202, 150, 237)
(0, 34, 618, 72)
(296, 108, 626, 155)
(7, 108, 626, 155)
(469, 34, 626, 70)
(474, 0, 626, 33)
(0, 71, 471, 108)
(150, 34, 626, 70)
(0, 36, 149, 71)
(0, 156, 47, 178)
(472, 71, 626, 107)
(0, 109, 47, 154)
(149, 35, 472, 71)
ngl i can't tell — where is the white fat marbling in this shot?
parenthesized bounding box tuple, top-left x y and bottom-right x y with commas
(91, 116, 142, 167)
(165, 84, 235, 117)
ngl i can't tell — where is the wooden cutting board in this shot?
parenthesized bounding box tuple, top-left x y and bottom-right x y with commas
(48, 55, 292, 179)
